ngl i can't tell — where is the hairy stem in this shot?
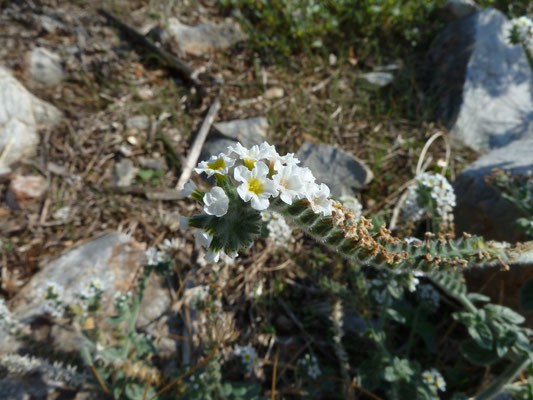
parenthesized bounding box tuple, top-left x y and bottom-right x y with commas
(122, 267, 152, 360)
(473, 354, 531, 400)
(270, 198, 525, 272)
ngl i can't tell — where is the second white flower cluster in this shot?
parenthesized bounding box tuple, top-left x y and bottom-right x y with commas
(509, 16, 533, 46)
(402, 172, 456, 222)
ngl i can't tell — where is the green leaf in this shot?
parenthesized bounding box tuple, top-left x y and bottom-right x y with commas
(468, 321, 493, 350)
(485, 304, 525, 325)
(521, 278, 533, 312)
(467, 293, 490, 303)
(461, 339, 500, 366)
(386, 307, 407, 324)
(138, 169, 154, 181)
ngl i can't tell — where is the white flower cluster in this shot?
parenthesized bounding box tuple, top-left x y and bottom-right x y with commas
(366, 278, 391, 304)
(418, 284, 440, 309)
(406, 272, 422, 293)
(234, 345, 261, 373)
(181, 142, 335, 262)
(261, 210, 292, 246)
(145, 244, 171, 267)
(402, 172, 456, 223)
(187, 285, 221, 312)
(113, 290, 133, 310)
(339, 195, 363, 220)
(509, 16, 533, 45)
(188, 372, 207, 391)
(0, 299, 23, 336)
(422, 368, 446, 394)
(80, 278, 104, 300)
(39, 282, 65, 318)
(298, 353, 321, 379)
(0, 353, 89, 386)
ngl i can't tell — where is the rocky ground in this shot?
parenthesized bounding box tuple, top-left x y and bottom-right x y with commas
(1, 0, 533, 399)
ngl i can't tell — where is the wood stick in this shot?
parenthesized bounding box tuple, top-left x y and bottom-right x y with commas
(176, 95, 221, 190)
(98, 8, 204, 92)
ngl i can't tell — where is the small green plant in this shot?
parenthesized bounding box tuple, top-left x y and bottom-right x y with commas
(221, 0, 445, 57)
(486, 169, 533, 239)
(138, 168, 165, 186)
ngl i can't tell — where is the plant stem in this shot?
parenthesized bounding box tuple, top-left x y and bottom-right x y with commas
(523, 44, 533, 75)
(473, 354, 531, 400)
(122, 267, 152, 360)
(405, 305, 420, 356)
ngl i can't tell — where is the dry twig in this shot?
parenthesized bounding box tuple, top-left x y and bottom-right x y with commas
(176, 94, 221, 190)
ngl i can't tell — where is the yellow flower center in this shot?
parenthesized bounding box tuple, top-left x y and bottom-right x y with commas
(244, 354, 251, 361)
(244, 158, 256, 170)
(207, 158, 226, 170)
(247, 177, 264, 195)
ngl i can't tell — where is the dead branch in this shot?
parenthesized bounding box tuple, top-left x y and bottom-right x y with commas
(176, 94, 221, 190)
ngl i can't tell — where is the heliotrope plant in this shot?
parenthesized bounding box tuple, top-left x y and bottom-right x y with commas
(180, 141, 530, 272)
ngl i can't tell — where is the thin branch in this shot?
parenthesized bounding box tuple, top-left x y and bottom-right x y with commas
(98, 8, 205, 93)
(176, 94, 221, 190)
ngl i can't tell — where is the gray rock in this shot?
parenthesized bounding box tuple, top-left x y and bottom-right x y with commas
(8, 233, 175, 356)
(11, 234, 144, 322)
(296, 142, 373, 198)
(125, 115, 149, 131)
(200, 138, 238, 162)
(213, 117, 268, 148)
(138, 156, 167, 171)
(454, 138, 533, 242)
(113, 158, 138, 187)
(164, 18, 246, 56)
(0, 377, 51, 400)
(0, 67, 62, 174)
(443, 0, 479, 19)
(359, 71, 395, 88)
(29, 47, 64, 86)
(429, 8, 533, 151)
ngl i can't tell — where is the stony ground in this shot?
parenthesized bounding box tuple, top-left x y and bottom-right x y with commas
(0, 0, 479, 295)
(0, 1, 499, 398)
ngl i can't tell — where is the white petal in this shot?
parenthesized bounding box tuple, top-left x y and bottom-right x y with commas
(250, 195, 269, 211)
(234, 165, 250, 183)
(253, 161, 269, 177)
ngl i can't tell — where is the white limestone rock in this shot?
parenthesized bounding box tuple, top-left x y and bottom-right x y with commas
(429, 8, 533, 151)
(0, 67, 62, 174)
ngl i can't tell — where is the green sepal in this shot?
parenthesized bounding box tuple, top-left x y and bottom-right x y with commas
(189, 179, 263, 254)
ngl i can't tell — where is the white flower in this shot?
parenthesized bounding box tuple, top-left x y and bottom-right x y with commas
(279, 152, 300, 167)
(258, 141, 279, 161)
(234, 162, 279, 210)
(234, 345, 260, 373)
(306, 183, 333, 216)
(406, 274, 420, 292)
(179, 216, 190, 231)
(339, 195, 363, 220)
(272, 161, 306, 204)
(262, 211, 292, 246)
(160, 238, 183, 251)
(203, 186, 229, 217)
(229, 143, 267, 170)
(194, 153, 235, 177)
(180, 180, 198, 198)
(194, 230, 213, 249)
(205, 249, 221, 263)
(510, 16, 533, 44)
(298, 353, 321, 379)
(422, 368, 446, 393)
